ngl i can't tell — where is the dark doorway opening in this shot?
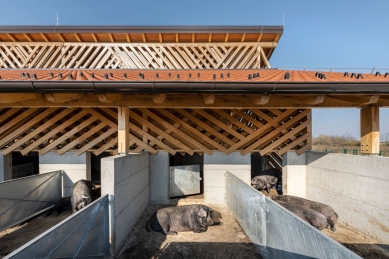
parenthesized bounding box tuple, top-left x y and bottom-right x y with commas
(169, 153, 204, 198)
(90, 152, 111, 185)
(12, 152, 39, 179)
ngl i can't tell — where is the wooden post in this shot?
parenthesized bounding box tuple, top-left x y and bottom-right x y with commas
(360, 107, 379, 155)
(118, 106, 129, 154)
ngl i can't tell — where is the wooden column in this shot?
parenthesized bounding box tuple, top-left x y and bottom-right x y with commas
(118, 106, 129, 154)
(360, 107, 379, 154)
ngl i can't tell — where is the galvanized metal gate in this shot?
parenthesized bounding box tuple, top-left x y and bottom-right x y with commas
(5, 195, 110, 259)
(226, 171, 362, 259)
(170, 165, 201, 197)
(0, 171, 62, 232)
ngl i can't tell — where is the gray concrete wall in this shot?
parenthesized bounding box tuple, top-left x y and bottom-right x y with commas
(282, 151, 307, 198)
(101, 152, 149, 255)
(149, 152, 170, 204)
(39, 151, 91, 196)
(0, 152, 12, 182)
(305, 151, 389, 243)
(204, 152, 251, 204)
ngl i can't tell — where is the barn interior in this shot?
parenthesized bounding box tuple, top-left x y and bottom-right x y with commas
(0, 25, 387, 259)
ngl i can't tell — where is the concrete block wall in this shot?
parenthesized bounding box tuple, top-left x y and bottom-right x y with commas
(149, 152, 170, 204)
(0, 152, 12, 182)
(282, 151, 307, 198)
(39, 151, 91, 196)
(204, 152, 251, 204)
(101, 152, 149, 255)
(305, 151, 389, 243)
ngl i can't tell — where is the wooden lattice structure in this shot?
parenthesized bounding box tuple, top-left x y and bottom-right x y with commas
(0, 107, 311, 157)
(24, 25, 389, 156)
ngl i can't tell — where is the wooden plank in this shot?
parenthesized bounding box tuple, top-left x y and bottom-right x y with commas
(118, 106, 129, 154)
(57, 121, 107, 155)
(244, 109, 310, 154)
(24, 34, 33, 42)
(91, 33, 98, 42)
(0, 108, 20, 124)
(0, 108, 56, 147)
(153, 94, 166, 104)
(7, 34, 16, 42)
(0, 94, 40, 103)
(360, 106, 380, 154)
(129, 120, 175, 155)
(20, 110, 88, 155)
(126, 34, 131, 43)
(259, 119, 310, 156)
(141, 108, 212, 155)
(98, 94, 124, 103)
(76, 127, 117, 155)
(41, 33, 49, 42)
(20, 44, 40, 67)
(74, 33, 82, 42)
(237, 44, 257, 69)
(39, 116, 98, 155)
(211, 109, 254, 134)
(0, 108, 38, 136)
(94, 136, 118, 156)
(42, 44, 63, 68)
(278, 133, 309, 156)
(128, 110, 193, 155)
(158, 108, 220, 152)
(225, 33, 229, 42)
(208, 33, 212, 42)
(296, 144, 311, 156)
(174, 109, 235, 147)
(45, 93, 84, 103)
(57, 33, 65, 42)
(108, 33, 114, 43)
(260, 47, 271, 68)
(129, 133, 158, 155)
(193, 109, 244, 140)
(2, 108, 74, 155)
(225, 109, 297, 155)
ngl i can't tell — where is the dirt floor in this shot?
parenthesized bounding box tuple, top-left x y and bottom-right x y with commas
(0, 210, 72, 257)
(117, 201, 262, 259)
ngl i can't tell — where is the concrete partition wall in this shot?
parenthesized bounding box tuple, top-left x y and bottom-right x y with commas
(39, 151, 91, 196)
(282, 152, 307, 198)
(305, 151, 389, 243)
(204, 152, 250, 204)
(101, 152, 149, 255)
(0, 152, 12, 182)
(149, 152, 170, 204)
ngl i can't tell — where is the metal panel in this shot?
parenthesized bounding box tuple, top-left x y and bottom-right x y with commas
(226, 171, 362, 259)
(5, 195, 110, 259)
(0, 171, 62, 232)
(170, 165, 201, 197)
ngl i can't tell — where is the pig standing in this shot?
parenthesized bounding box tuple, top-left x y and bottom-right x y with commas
(252, 168, 282, 194)
(70, 180, 95, 213)
(146, 204, 215, 235)
(273, 195, 338, 231)
(275, 201, 330, 231)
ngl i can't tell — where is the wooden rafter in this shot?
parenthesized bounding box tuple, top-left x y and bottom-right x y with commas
(41, 33, 49, 42)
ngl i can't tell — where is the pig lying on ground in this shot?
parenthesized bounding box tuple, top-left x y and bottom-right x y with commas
(45, 196, 71, 217)
(273, 195, 338, 231)
(146, 204, 215, 235)
(275, 201, 330, 231)
(71, 180, 95, 213)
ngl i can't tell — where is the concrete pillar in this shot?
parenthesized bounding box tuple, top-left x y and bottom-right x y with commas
(149, 152, 170, 204)
(282, 151, 307, 198)
(0, 152, 12, 182)
(360, 106, 380, 155)
(204, 152, 250, 204)
(39, 151, 91, 196)
(101, 152, 149, 256)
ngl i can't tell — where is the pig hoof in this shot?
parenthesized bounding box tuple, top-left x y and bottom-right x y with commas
(331, 227, 336, 232)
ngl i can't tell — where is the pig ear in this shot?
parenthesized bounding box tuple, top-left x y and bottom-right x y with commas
(197, 208, 207, 218)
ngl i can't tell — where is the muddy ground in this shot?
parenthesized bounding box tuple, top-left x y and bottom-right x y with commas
(117, 202, 262, 259)
(0, 210, 72, 257)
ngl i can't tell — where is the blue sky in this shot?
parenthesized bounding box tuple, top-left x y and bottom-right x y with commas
(1, 0, 389, 139)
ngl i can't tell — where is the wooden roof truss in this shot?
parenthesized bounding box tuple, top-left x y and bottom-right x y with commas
(0, 107, 311, 157)
(0, 42, 274, 69)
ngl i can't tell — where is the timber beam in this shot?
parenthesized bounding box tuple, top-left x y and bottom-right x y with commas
(2, 94, 389, 108)
(360, 106, 380, 155)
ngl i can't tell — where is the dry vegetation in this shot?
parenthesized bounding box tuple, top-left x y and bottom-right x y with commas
(312, 133, 389, 156)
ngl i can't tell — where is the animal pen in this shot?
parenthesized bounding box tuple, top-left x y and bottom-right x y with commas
(0, 25, 387, 258)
